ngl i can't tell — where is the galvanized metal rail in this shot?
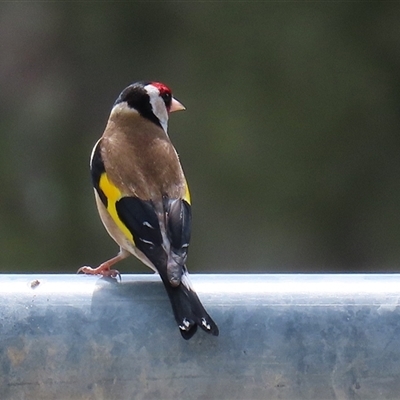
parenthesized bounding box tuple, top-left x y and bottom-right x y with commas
(1, 274, 400, 400)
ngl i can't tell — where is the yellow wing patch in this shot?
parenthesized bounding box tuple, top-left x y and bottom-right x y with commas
(99, 173, 135, 244)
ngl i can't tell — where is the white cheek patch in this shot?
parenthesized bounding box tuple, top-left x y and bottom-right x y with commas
(144, 84, 169, 133)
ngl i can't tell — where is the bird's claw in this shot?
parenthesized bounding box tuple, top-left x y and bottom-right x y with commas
(77, 266, 121, 281)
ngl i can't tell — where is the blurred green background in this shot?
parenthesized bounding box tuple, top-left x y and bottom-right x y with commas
(0, 3, 399, 274)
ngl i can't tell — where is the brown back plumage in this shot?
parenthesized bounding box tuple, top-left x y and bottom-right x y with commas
(101, 106, 186, 203)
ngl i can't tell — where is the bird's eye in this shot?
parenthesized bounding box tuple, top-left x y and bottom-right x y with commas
(162, 92, 172, 105)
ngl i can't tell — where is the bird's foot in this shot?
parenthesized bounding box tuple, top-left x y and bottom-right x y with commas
(77, 250, 129, 281)
(77, 265, 121, 280)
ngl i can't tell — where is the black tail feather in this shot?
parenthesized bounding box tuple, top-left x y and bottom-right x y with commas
(158, 273, 219, 340)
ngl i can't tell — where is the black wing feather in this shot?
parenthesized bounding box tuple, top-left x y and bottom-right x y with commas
(90, 140, 108, 207)
(115, 197, 166, 266)
(167, 198, 191, 251)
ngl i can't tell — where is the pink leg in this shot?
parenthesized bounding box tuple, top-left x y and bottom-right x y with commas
(77, 249, 129, 279)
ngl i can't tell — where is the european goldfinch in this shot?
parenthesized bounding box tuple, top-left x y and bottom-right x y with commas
(79, 81, 219, 339)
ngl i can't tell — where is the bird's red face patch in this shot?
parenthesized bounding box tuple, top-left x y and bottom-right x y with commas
(151, 82, 172, 97)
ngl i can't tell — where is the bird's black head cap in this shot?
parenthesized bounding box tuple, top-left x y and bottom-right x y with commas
(114, 81, 161, 128)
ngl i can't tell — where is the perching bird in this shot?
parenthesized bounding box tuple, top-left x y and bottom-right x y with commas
(78, 81, 219, 339)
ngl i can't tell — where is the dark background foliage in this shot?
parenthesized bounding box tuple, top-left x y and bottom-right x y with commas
(1, 3, 399, 274)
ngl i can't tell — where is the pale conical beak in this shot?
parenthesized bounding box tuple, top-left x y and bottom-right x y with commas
(170, 97, 186, 112)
